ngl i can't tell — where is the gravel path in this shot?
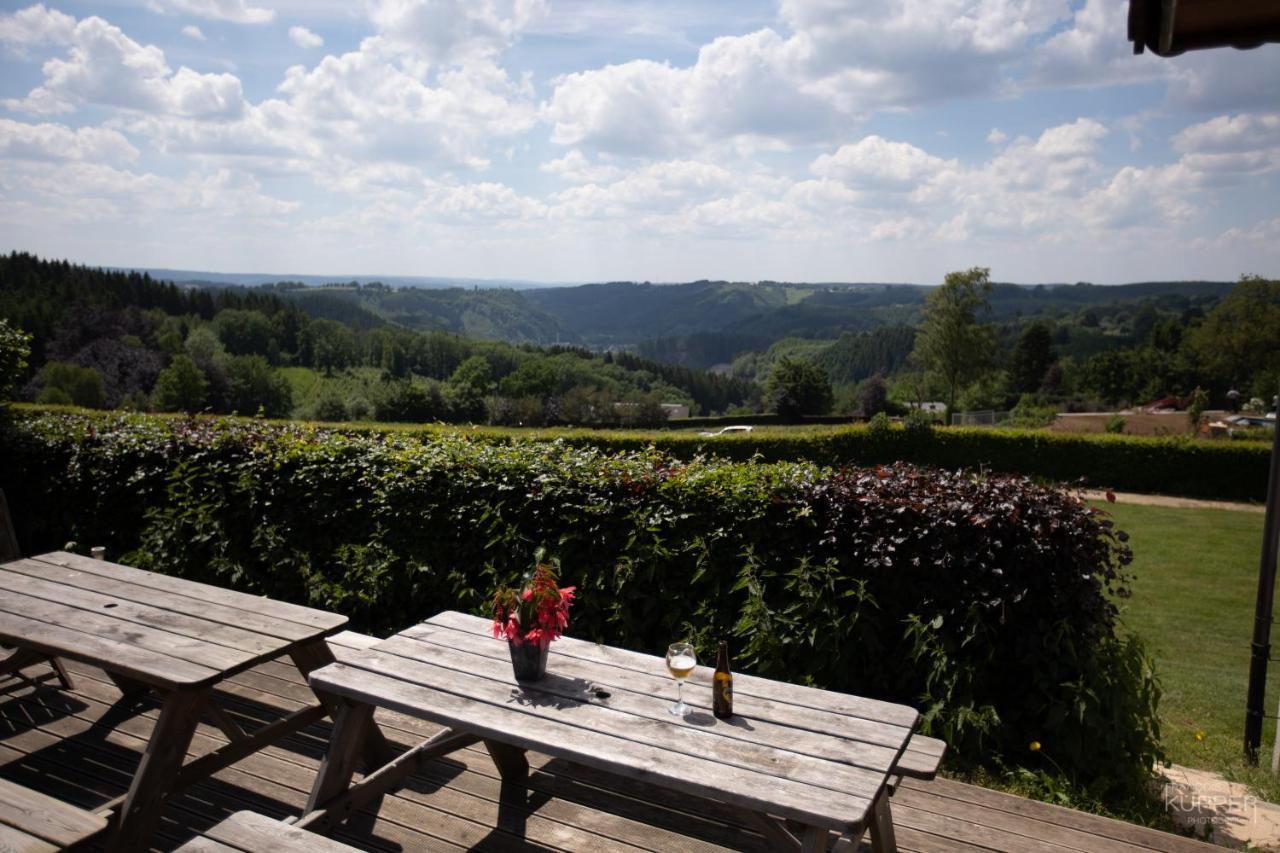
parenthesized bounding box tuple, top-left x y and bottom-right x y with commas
(1080, 489, 1266, 514)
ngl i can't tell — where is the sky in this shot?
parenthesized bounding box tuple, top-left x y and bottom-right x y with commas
(0, 0, 1277, 285)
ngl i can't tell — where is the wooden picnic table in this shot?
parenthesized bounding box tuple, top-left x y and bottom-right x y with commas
(0, 551, 389, 853)
(302, 611, 923, 852)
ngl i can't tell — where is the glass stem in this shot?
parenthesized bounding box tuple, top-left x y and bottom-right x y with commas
(677, 680, 683, 706)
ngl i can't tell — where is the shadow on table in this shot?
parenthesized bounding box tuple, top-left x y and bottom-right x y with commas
(506, 672, 596, 710)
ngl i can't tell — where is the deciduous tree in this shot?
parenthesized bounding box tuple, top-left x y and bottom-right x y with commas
(765, 357, 833, 419)
(911, 267, 995, 416)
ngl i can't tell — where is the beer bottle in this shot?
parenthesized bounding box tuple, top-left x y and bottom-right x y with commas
(713, 640, 733, 719)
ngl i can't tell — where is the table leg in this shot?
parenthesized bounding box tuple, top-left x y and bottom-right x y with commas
(483, 738, 529, 782)
(801, 826, 830, 853)
(292, 639, 394, 768)
(868, 787, 898, 853)
(306, 699, 376, 813)
(107, 686, 209, 853)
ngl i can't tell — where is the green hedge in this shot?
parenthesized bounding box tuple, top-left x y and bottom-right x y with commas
(13, 405, 1268, 501)
(539, 426, 1271, 502)
(1, 410, 1160, 801)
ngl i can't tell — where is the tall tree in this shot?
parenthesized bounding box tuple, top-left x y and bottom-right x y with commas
(1190, 275, 1280, 390)
(1009, 322, 1056, 393)
(153, 355, 208, 412)
(912, 267, 995, 416)
(765, 357, 833, 420)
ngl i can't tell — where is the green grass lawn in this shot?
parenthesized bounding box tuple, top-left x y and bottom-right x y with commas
(1106, 501, 1280, 798)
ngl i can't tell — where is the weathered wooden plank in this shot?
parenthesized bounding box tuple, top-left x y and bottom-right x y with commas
(895, 735, 945, 779)
(65, 678, 664, 853)
(296, 729, 478, 834)
(171, 836, 242, 853)
(290, 638, 395, 769)
(305, 700, 375, 814)
(868, 788, 897, 852)
(887, 801, 1102, 853)
(0, 680, 462, 853)
(161, 647, 759, 853)
(108, 686, 211, 853)
(328, 631, 381, 651)
(0, 566, 285, 657)
(424, 612, 920, 728)
(0, 822, 57, 853)
(0, 586, 256, 674)
(894, 779, 1215, 853)
(2, 559, 319, 643)
(310, 661, 872, 834)
(801, 825, 831, 853)
(393, 628, 909, 767)
(0, 608, 220, 689)
(31, 552, 346, 633)
(44, 654, 1214, 853)
(334, 643, 890, 799)
(205, 811, 363, 852)
(0, 777, 107, 848)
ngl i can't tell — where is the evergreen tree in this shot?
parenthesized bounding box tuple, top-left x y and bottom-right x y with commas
(1009, 322, 1056, 393)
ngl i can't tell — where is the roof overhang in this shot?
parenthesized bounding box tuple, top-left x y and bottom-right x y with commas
(1128, 0, 1280, 56)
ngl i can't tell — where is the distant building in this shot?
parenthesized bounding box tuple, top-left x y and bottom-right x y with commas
(660, 403, 690, 420)
(908, 401, 946, 415)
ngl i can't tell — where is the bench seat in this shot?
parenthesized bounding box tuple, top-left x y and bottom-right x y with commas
(895, 733, 946, 780)
(174, 811, 362, 853)
(0, 777, 107, 852)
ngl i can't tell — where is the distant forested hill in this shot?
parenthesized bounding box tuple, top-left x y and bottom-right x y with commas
(283, 286, 571, 343)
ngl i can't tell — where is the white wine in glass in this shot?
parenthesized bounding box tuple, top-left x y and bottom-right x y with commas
(666, 642, 697, 716)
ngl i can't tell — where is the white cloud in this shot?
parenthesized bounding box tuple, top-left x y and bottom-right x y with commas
(272, 37, 536, 169)
(0, 4, 75, 48)
(1165, 48, 1280, 114)
(1193, 218, 1280, 252)
(368, 0, 546, 64)
(5, 12, 246, 118)
(543, 0, 1083, 157)
(181, 24, 205, 40)
(288, 25, 322, 48)
(810, 135, 951, 190)
(540, 149, 622, 183)
(1, 159, 298, 223)
(0, 118, 139, 163)
(987, 128, 1007, 146)
(1031, 0, 1168, 88)
(152, 0, 274, 24)
(1174, 113, 1280, 154)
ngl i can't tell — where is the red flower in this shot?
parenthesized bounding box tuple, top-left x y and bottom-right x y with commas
(492, 564, 574, 649)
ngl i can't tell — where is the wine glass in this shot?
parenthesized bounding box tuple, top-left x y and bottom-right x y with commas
(665, 642, 697, 716)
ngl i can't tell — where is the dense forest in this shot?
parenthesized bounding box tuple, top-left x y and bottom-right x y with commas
(3, 252, 1277, 427)
(0, 253, 755, 425)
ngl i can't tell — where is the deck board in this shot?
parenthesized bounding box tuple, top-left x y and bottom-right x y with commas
(0, 638, 1214, 853)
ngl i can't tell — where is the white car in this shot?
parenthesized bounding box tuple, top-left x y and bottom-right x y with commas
(698, 425, 755, 436)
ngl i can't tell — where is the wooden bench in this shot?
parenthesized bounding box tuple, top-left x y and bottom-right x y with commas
(0, 777, 108, 852)
(174, 811, 361, 852)
(896, 733, 945, 780)
(888, 775, 1218, 852)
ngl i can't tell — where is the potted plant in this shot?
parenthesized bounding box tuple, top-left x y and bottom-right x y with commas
(492, 563, 575, 681)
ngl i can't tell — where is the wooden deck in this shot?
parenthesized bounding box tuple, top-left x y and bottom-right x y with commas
(0, 635, 1213, 853)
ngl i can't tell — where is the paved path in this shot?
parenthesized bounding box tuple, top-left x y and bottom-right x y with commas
(1081, 490, 1265, 514)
